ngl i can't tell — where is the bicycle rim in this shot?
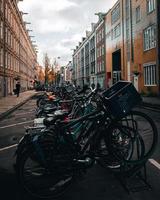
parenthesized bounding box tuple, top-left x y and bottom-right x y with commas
(17, 148, 74, 199)
(119, 110, 158, 165)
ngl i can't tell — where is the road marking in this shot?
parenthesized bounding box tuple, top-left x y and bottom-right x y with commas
(0, 144, 18, 152)
(0, 120, 33, 129)
(15, 111, 35, 116)
(149, 159, 160, 170)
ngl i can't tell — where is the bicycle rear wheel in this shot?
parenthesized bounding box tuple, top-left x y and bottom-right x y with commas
(96, 124, 141, 170)
(120, 110, 158, 165)
(97, 110, 158, 174)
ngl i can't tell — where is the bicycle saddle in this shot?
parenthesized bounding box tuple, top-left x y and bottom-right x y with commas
(43, 110, 68, 126)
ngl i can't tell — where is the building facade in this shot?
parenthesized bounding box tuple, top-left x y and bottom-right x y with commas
(72, 0, 159, 95)
(105, 0, 159, 94)
(64, 61, 72, 83)
(0, 0, 38, 97)
(72, 17, 104, 88)
(96, 19, 106, 88)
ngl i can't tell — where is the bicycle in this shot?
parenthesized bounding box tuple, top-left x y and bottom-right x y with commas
(15, 81, 158, 199)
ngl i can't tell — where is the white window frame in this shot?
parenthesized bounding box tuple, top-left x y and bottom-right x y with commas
(147, 0, 155, 14)
(111, 3, 120, 24)
(143, 25, 156, 51)
(143, 63, 157, 86)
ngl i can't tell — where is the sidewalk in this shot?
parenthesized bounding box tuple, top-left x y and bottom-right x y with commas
(0, 90, 159, 120)
(0, 90, 38, 120)
(142, 96, 160, 109)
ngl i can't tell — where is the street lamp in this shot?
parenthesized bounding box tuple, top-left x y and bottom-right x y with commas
(20, 11, 28, 15)
(24, 21, 31, 25)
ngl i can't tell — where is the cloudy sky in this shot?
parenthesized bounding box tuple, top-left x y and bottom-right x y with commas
(18, 0, 117, 66)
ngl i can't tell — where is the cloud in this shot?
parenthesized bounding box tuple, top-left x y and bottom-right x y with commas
(18, 0, 117, 66)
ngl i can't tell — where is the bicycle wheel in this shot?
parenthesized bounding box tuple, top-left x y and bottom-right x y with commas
(96, 124, 143, 170)
(119, 110, 158, 165)
(16, 144, 74, 199)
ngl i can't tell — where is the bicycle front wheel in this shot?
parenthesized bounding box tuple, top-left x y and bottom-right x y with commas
(16, 145, 74, 199)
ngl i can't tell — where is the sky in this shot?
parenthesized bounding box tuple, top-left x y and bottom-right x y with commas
(18, 0, 117, 66)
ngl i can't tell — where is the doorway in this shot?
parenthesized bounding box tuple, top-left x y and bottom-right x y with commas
(112, 49, 121, 84)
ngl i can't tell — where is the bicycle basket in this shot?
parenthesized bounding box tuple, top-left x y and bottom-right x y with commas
(102, 81, 142, 119)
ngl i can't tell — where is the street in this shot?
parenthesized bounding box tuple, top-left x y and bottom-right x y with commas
(0, 98, 160, 200)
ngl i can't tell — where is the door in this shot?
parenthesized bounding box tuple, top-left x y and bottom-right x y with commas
(112, 49, 121, 84)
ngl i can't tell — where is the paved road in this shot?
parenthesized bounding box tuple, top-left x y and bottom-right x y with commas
(0, 99, 160, 200)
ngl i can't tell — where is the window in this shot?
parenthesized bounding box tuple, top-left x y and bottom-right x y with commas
(102, 44, 105, 55)
(114, 23, 121, 38)
(0, 47, 3, 67)
(144, 25, 156, 51)
(102, 28, 104, 39)
(136, 6, 141, 23)
(111, 3, 120, 24)
(147, 0, 155, 14)
(111, 23, 121, 40)
(102, 60, 105, 71)
(144, 64, 157, 85)
(0, 0, 4, 13)
(0, 20, 3, 39)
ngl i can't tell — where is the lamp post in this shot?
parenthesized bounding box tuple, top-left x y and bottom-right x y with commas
(24, 21, 31, 25)
(20, 11, 28, 15)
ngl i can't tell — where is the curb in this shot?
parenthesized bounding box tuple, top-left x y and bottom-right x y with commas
(141, 102, 160, 111)
(0, 93, 37, 121)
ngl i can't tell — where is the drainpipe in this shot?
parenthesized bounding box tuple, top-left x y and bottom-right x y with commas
(3, 0, 6, 97)
(130, 0, 134, 63)
(157, 0, 160, 96)
(121, 0, 125, 80)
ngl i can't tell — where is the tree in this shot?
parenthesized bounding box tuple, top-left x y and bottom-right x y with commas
(48, 65, 55, 84)
(44, 53, 50, 85)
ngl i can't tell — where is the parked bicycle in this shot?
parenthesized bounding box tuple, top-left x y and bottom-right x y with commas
(14, 81, 158, 199)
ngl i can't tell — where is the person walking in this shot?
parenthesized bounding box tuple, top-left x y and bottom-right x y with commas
(16, 81, 21, 97)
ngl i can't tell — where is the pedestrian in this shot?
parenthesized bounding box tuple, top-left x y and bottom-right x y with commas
(16, 81, 21, 97)
(91, 83, 95, 90)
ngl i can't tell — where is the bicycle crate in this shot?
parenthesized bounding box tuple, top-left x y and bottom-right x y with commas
(102, 81, 142, 119)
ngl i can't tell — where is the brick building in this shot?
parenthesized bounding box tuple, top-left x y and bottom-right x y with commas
(72, 17, 104, 88)
(105, 0, 159, 95)
(96, 17, 106, 88)
(72, 0, 160, 95)
(0, 0, 38, 97)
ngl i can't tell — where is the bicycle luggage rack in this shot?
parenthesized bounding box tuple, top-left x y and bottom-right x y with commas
(113, 162, 152, 194)
(102, 81, 142, 119)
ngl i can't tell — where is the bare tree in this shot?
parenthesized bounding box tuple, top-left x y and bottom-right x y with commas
(44, 53, 50, 85)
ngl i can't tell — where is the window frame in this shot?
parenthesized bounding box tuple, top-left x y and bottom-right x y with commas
(143, 63, 157, 86)
(143, 24, 156, 51)
(146, 0, 155, 14)
(136, 6, 141, 23)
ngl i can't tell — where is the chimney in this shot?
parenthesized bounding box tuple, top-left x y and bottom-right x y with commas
(86, 30, 91, 37)
(91, 23, 96, 31)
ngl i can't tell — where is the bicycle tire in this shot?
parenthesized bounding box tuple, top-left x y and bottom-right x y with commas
(96, 124, 145, 171)
(119, 110, 158, 165)
(96, 110, 158, 174)
(16, 143, 74, 199)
